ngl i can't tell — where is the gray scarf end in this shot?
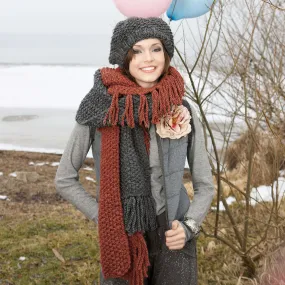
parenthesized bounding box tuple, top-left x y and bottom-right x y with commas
(122, 196, 157, 235)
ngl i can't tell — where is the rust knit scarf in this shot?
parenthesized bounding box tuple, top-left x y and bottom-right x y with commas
(101, 66, 184, 127)
(76, 66, 185, 285)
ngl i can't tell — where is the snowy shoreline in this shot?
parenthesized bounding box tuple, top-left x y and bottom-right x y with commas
(0, 143, 93, 158)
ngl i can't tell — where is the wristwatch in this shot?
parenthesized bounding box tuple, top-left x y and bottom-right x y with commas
(182, 218, 200, 236)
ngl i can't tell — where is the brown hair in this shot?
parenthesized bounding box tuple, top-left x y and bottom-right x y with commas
(122, 42, 171, 83)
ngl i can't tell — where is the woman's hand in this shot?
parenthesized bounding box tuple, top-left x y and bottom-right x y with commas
(165, 220, 186, 250)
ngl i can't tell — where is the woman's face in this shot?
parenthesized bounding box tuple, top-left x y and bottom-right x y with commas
(129, 38, 165, 88)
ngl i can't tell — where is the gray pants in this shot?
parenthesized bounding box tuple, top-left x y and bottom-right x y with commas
(100, 213, 197, 285)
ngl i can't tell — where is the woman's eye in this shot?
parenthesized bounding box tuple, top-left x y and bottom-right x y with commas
(132, 49, 141, 54)
(132, 47, 161, 54)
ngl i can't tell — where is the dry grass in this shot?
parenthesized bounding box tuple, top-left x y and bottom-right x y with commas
(224, 130, 285, 187)
(0, 150, 101, 284)
(259, 244, 285, 285)
(0, 150, 274, 285)
(0, 201, 101, 285)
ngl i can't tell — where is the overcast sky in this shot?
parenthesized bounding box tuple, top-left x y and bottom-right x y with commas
(0, 0, 208, 65)
(0, 0, 126, 35)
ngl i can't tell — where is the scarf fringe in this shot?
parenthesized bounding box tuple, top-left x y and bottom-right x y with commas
(151, 90, 159, 124)
(121, 94, 135, 128)
(124, 233, 150, 285)
(138, 95, 149, 128)
(142, 126, 150, 155)
(122, 196, 157, 234)
(104, 92, 120, 126)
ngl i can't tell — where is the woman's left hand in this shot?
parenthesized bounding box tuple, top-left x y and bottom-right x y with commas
(165, 220, 186, 250)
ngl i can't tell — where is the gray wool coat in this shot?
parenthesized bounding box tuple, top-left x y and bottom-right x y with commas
(54, 104, 214, 231)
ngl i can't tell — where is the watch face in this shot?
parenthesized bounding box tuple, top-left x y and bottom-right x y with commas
(185, 219, 199, 234)
(186, 219, 194, 227)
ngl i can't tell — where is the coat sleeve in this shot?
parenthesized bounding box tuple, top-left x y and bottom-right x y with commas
(54, 122, 99, 223)
(185, 105, 215, 226)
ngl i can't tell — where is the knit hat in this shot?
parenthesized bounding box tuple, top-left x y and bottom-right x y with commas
(109, 17, 174, 67)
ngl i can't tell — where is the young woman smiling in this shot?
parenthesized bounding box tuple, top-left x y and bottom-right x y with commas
(55, 17, 214, 285)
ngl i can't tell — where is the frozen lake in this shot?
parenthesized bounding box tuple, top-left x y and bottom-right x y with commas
(0, 65, 244, 160)
(0, 107, 76, 153)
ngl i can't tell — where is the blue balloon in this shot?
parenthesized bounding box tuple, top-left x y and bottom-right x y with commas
(167, 0, 215, 21)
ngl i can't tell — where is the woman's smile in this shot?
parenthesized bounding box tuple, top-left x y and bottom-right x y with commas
(140, 66, 157, 73)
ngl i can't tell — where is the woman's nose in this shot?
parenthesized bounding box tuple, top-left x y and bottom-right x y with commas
(144, 51, 154, 62)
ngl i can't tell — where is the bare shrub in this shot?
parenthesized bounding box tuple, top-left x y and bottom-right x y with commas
(174, 0, 285, 280)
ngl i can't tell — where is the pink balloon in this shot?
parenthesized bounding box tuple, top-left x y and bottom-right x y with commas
(113, 0, 173, 18)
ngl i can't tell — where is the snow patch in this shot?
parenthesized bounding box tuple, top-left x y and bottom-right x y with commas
(29, 161, 50, 166)
(212, 196, 237, 211)
(250, 177, 285, 205)
(212, 178, 285, 210)
(0, 144, 93, 158)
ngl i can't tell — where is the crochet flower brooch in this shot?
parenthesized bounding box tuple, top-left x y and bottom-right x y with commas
(156, 105, 191, 139)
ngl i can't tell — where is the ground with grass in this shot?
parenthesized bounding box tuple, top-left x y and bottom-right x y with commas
(0, 150, 265, 285)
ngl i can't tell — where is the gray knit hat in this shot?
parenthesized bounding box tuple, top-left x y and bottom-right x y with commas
(109, 17, 174, 67)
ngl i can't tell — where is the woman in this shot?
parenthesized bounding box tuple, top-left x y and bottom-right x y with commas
(55, 17, 214, 285)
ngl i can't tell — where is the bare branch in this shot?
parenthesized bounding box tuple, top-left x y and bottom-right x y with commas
(261, 0, 285, 11)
